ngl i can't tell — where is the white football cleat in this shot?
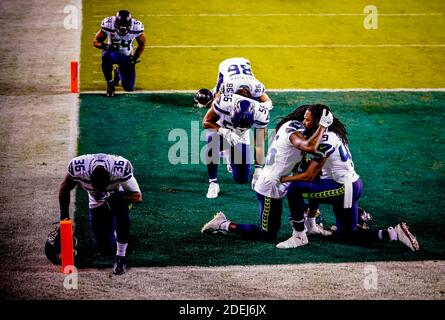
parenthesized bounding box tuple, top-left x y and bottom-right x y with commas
(306, 223, 333, 236)
(201, 212, 228, 234)
(394, 222, 420, 251)
(206, 182, 220, 199)
(276, 230, 308, 249)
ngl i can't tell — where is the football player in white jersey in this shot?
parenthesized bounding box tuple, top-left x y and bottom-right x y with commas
(279, 116, 420, 251)
(58, 153, 143, 274)
(202, 87, 270, 199)
(201, 104, 334, 241)
(211, 57, 273, 111)
(93, 10, 146, 97)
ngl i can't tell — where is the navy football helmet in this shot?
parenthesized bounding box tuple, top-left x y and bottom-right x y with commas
(115, 10, 132, 35)
(45, 223, 78, 265)
(194, 88, 213, 108)
(231, 99, 255, 129)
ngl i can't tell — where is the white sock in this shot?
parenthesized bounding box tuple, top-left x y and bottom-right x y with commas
(388, 227, 398, 241)
(306, 217, 316, 228)
(116, 242, 128, 257)
(221, 221, 231, 231)
(209, 179, 218, 184)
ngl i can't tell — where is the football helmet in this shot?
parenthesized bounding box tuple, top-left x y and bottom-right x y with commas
(45, 223, 78, 265)
(194, 88, 213, 108)
(231, 99, 254, 129)
(115, 10, 132, 35)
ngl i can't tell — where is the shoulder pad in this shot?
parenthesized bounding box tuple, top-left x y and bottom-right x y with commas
(131, 19, 144, 34)
(285, 121, 305, 134)
(101, 17, 114, 32)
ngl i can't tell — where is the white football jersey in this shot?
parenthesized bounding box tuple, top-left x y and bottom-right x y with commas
(214, 57, 255, 93)
(314, 131, 359, 184)
(219, 78, 266, 100)
(101, 16, 144, 56)
(213, 93, 269, 144)
(254, 120, 307, 199)
(67, 153, 141, 209)
(218, 57, 253, 78)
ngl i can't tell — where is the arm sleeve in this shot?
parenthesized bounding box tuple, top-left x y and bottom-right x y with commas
(120, 176, 141, 193)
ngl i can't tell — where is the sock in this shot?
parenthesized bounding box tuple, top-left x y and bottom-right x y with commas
(116, 242, 128, 257)
(209, 178, 218, 184)
(388, 227, 398, 241)
(292, 219, 305, 232)
(306, 217, 316, 228)
(221, 221, 231, 231)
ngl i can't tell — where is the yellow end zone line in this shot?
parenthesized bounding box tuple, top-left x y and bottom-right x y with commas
(81, 88, 445, 94)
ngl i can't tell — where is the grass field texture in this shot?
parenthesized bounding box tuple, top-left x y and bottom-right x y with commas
(74, 91, 445, 268)
(80, 0, 445, 91)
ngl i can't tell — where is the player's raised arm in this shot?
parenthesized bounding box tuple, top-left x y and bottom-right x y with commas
(290, 109, 333, 154)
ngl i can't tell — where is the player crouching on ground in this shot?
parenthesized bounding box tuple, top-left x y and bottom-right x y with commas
(56, 153, 142, 275)
(93, 10, 146, 97)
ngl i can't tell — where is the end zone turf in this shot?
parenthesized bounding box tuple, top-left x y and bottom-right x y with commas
(75, 91, 445, 268)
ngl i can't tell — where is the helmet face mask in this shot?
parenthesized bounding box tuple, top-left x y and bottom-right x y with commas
(115, 10, 132, 35)
(194, 88, 213, 108)
(231, 99, 255, 129)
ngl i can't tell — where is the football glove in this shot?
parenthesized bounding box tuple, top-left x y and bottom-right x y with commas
(218, 127, 241, 146)
(130, 55, 140, 65)
(319, 109, 333, 128)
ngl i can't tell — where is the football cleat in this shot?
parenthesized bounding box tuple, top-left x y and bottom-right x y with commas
(306, 223, 333, 236)
(394, 222, 420, 251)
(201, 211, 228, 234)
(113, 255, 127, 275)
(276, 230, 308, 249)
(357, 207, 374, 229)
(206, 182, 220, 199)
(106, 81, 115, 97)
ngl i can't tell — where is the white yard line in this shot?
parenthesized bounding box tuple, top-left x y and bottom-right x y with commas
(93, 13, 443, 18)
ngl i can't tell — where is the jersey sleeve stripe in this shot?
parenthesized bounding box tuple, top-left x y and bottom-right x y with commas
(254, 120, 268, 126)
(214, 104, 230, 116)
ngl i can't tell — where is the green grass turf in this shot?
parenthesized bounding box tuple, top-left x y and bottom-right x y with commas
(81, 0, 445, 91)
(74, 92, 445, 268)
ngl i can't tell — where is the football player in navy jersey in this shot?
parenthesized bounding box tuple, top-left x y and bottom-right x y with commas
(58, 153, 142, 274)
(93, 10, 146, 97)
